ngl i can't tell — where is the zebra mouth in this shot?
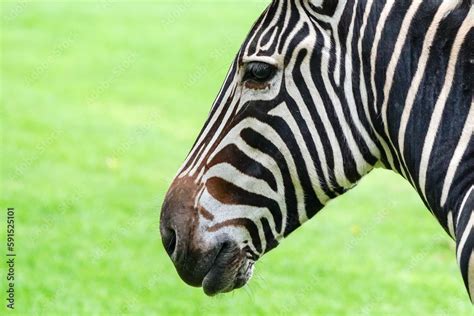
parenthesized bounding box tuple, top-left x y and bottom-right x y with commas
(201, 241, 254, 296)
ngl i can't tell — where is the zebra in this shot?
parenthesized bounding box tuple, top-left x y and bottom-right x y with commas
(160, 0, 474, 301)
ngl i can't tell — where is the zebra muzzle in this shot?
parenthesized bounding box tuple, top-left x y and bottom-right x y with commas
(160, 177, 252, 295)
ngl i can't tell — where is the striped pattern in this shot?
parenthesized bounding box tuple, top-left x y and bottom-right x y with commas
(171, 0, 473, 300)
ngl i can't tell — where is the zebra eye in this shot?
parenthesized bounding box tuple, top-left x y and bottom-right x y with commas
(243, 62, 277, 84)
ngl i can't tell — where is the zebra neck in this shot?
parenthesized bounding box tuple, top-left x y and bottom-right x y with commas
(359, 0, 473, 234)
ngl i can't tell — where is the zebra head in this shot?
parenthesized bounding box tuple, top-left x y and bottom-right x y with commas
(161, 0, 381, 295)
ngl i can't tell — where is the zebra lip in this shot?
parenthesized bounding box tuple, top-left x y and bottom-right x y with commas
(201, 240, 244, 296)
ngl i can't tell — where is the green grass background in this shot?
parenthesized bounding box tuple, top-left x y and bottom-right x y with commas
(1, 1, 472, 315)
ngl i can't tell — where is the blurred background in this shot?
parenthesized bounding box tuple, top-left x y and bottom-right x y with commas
(1, 0, 471, 314)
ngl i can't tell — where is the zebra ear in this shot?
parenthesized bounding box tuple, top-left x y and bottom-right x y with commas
(307, 0, 339, 17)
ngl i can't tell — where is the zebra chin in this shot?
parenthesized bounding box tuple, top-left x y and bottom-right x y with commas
(201, 240, 254, 296)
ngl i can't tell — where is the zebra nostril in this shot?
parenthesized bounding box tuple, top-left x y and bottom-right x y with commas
(162, 227, 177, 257)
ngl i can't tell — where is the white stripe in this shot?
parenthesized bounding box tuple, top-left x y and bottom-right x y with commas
(447, 210, 455, 238)
(344, 0, 380, 160)
(277, 15, 309, 64)
(203, 162, 278, 200)
(177, 68, 238, 177)
(207, 135, 284, 198)
(316, 22, 370, 178)
(283, 39, 334, 191)
(244, 2, 274, 57)
(457, 186, 474, 226)
(187, 89, 241, 177)
(257, 2, 283, 52)
(199, 187, 280, 253)
(330, 0, 347, 87)
(260, 26, 278, 51)
(379, 0, 423, 181)
(368, 0, 398, 174)
(440, 9, 474, 204)
(268, 102, 330, 204)
(468, 252, 474, 303)
(357, 0, 396, 171)
(201, 188, 279, 240)
(441, 102, 474, 207)
(398, 0, 460, 169)
(370, 0, 395, 114)
(231, 137, 288, 234)
(298, 23, 351, 188)
(305, 76, 352, 188)
(208, 116, 307, 225)
(273, 0, 291, 56)
(419, 8, 474, 201)
(357, 0, 374, 124)
(457, 211, 473, 263)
